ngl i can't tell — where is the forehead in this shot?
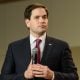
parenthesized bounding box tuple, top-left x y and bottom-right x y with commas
(31, 8, 47, 16)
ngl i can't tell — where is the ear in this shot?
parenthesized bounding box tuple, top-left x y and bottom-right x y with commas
(25, 19, 30, 28)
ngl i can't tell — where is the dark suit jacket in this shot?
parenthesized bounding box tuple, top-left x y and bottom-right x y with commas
(1, 36, 79, 80)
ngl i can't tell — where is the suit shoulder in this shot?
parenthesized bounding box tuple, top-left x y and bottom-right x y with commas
(47, 36, 69, 47)
(9, 37, 29, 46)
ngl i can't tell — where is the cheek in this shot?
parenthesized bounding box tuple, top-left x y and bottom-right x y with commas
(30, 21, 38, 27)
(46, 20, 48, 24)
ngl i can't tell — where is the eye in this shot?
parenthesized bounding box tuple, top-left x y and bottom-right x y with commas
(42, 15, 48, 19)
(34, 16, 39, 19)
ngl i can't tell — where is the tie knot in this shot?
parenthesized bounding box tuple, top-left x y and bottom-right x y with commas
(35, 39, 42, 47)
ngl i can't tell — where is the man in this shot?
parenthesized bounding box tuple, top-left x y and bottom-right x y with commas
(1, 3, 79, 80)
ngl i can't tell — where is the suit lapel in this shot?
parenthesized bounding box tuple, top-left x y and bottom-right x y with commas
(41, 36, 54, 65)
(23, 36, 31, 68)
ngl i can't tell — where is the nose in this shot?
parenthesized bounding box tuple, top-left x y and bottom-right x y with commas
(39, 17, 45, 23)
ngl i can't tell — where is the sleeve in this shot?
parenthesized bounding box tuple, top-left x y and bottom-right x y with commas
(53, 43, 79, 80)
(1, 44, 26, 80)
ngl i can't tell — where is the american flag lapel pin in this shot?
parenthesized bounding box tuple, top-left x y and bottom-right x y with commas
(48, 43, 52, 46)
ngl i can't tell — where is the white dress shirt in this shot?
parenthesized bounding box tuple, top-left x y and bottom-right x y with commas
(30, 33, 46, 59)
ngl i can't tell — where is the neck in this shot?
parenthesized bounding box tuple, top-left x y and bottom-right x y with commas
(30, 32, 46, 38)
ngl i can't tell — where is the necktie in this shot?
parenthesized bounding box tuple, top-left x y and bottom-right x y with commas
(35, 39, 41, 64)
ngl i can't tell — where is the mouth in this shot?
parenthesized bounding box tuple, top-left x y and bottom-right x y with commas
(39, 25, 47, 28)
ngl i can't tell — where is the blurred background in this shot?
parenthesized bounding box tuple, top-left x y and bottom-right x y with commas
(0, 0, 80, 79)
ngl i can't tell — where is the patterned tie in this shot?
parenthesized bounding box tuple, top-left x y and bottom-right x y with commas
(35, 39, 42, 64)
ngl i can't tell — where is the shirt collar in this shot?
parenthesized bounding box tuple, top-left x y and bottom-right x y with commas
(30, 33, 46, 45)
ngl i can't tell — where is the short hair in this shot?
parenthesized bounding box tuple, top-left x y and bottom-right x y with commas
(24, 3, 48, 19)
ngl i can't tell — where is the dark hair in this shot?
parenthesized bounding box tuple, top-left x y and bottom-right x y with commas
(24, 3, 48, 19)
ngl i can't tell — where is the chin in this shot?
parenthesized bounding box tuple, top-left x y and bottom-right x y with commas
(38, 31, 46, 35)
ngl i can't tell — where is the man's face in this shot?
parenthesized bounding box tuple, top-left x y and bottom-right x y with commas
(25, 8, 48, 36)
